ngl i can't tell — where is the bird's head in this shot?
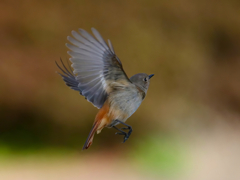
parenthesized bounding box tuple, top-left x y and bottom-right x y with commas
(130, 73, 154, 94)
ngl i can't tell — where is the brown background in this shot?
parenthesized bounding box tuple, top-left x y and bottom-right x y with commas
(0, 0, 240, 179)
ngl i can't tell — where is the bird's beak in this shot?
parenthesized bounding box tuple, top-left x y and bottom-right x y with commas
(149, 74, 154, 79)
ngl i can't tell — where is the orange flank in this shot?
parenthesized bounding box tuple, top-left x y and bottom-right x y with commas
(82, 102, 111, 150)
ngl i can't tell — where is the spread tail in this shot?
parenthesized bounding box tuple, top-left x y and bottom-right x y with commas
(82, 121, 100, 150)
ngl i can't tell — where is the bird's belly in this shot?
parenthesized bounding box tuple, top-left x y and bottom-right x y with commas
(107, 90, 142, 126)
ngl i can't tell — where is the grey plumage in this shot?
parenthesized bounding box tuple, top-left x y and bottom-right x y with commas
(57, 28, 154, 109)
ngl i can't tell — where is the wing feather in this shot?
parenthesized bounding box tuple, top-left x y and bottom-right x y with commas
(57, 28, 131, 109)
(107, 39, 115, 54)
(91, 28, 112, 53)
(79, 29, 111, 53)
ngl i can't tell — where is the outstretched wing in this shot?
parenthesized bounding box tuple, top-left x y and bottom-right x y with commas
(57, 28, 131, 109)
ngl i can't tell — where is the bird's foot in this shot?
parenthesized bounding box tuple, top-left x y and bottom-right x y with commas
(115, 130, 130, 143)
(120, 127, 132, 142)
(113, 120, 132, 143)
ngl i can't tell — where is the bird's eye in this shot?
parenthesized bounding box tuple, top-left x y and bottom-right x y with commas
(144, 78, 147, 82)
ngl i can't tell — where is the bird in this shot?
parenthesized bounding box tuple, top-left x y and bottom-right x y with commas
(56, 28, 154, 150)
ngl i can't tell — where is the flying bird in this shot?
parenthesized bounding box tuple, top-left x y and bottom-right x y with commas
(56, 28, 154, 150)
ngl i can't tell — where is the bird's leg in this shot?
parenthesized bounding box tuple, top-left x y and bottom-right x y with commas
(114, 120, 132, 143)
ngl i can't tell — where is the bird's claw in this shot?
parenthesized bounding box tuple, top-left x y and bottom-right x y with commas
(123, 135, 129, 143)
(115, 132, 126, 136)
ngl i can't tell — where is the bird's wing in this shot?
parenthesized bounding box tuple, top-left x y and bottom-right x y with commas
(57, 28, 131, 109)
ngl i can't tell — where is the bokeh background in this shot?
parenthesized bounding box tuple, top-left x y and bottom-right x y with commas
(1, 0, 240, 179)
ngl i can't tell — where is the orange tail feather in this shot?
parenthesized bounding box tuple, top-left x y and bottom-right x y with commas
(82, 121, 100, 150)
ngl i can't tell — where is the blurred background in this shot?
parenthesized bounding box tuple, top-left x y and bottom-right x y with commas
(1, 0, 240, 179)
